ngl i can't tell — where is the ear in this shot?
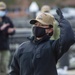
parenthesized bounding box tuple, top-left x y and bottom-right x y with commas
(49, 28, 53, 33)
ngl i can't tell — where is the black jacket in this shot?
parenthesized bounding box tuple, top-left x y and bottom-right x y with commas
(9, 18, 74, 75)
(0, 16, 15, 50)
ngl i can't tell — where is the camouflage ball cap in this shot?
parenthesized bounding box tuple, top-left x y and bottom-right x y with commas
(0, 1, 6, 9)
(30, 13, 55, 25)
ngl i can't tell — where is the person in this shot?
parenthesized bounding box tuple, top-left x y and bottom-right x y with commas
(36, 5, 60, 40)
(0, 1, 15, 75)
(9, 8, 74, 75)
(36, 5, 51, 16)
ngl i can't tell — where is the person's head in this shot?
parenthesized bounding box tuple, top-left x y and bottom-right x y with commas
(41, 5, 50, 13)
(0, 1, 7, 17)
(30, 13, 55, 39)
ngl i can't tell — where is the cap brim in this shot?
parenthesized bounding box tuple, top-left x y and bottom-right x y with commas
(30, 20, 37, 24)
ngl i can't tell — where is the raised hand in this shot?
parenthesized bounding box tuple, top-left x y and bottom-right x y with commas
(56, 8, 64, 19)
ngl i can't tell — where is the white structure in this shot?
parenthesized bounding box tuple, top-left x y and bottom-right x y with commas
(29, 1, 39, 12)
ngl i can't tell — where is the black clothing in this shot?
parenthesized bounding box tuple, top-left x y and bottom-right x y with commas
(0, 16, 15, 50)
(9, 18, 74, 75)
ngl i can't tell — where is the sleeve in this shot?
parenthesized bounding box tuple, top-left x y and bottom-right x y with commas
(52, 18, 75, 62)
(6, 17, 14, 28)
(7, 18, 15, 35)
(3, 17, 15, 35)
(9, 50, 20, 75)
(9, 42, 26, 75)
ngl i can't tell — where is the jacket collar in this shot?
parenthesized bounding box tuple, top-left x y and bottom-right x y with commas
(28, 35, 50, 45)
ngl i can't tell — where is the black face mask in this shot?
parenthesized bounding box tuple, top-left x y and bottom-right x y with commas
(33, 26, 46, 37)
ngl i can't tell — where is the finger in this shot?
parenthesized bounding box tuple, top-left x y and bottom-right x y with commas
(55, 18, 59, 22)
(58, 8, 62, 12)
(56, 9, 59, 16)
(56, 8, 62, 16)
(56, 8, 64, 19)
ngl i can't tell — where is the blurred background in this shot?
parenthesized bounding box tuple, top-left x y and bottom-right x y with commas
(2, 0, 75, 75)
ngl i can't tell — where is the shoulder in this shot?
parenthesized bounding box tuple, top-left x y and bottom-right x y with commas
(14, 41, 30, 56)
(18, 41, 30, 50)
(2, 16, 10, 20)
(2, 16, 12, 23)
